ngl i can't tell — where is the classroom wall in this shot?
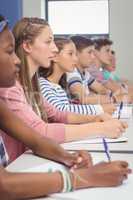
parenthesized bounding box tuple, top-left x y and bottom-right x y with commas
(22, 0, 133, 81)
(22, 0, 45, 18)
(0, 0, 22, 29)
(109, 0, 133, 81)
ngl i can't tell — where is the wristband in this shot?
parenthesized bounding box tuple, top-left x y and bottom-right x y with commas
(59, 169, 73, 193)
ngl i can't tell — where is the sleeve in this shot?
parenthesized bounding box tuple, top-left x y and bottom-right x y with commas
(103, 70, 111, 80)
(0, 83, 66, 143)
(66, 68, 82, 88)
(57, 103, 104, 115)
(40, 77, 70, 112)
(39, 77, 103, 115)
(88, 66, 107, 84)
(87, 66, 99, 79)
(43, 98, 68, 123)
(85, 70, 95, 86)
(113, 74, 120, 81)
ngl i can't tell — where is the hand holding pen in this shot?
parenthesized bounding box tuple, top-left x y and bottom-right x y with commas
(102, 138, 111, 162)
(108, 90, 116, 103)
(70, 152, 93, 186)
(108, 90, 113, 103)
(118, 101, 123, 119)
(121, 83, 128, 94)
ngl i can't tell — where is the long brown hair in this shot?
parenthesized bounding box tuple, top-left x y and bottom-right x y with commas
(13, 17, 48, 121)
(39, 37, 72, 89)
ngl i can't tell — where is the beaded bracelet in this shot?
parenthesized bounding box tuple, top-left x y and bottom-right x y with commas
(46, 167, 72, 193)
(59, 169, 73, 193)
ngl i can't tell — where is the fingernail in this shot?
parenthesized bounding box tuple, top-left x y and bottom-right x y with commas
(77, 156, 82, 163)
(74, 164, 77, 169)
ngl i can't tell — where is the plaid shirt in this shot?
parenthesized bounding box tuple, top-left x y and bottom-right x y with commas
(0, 136, 9, 166)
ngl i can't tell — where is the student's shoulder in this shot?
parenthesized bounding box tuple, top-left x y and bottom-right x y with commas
(0, 81, 24, 101)
(39, 77, 47, 83)
(67, 68, 80, 77)
(39, 77, 59, 91)
(39, 77, 55, 87)
(66, 68, 82, 84)
(103, 70, 111, 80)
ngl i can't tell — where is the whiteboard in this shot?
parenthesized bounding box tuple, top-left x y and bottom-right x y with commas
(48, 0, 109, 35)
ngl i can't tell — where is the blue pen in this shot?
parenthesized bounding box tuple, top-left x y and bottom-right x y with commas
(121, 83, 127, 90)
(109, 91, 113, 98)
(118, 101, 123, 119)
(121, 83, 129, 96)
(102, 138, 111, 162)
(109, 91, 113, 103)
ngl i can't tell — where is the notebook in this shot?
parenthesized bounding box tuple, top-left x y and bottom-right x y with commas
(113, 104, 133, 119)
(61, 104, 132, 151)
(61, 136, 128, 150)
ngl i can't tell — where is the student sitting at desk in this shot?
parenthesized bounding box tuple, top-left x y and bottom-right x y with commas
(0, 15, 131, 200)
(102, 50, 120, 82)
(66, 36, 113, 105)
(39, 37, 115, 115)
(103, 50, 133, 96)
(90, 38, 133, 103)
(0, 17, 127, 163)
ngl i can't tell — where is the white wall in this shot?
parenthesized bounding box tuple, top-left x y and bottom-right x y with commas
(110, 0, 133, 81)
(22, 0, 45, 18)
(22, 0, 133, 81)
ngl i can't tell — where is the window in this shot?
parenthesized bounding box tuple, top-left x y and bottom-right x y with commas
(46, 0, 109, 37)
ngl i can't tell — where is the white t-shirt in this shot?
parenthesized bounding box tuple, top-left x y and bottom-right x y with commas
(67, 68, 95, 96)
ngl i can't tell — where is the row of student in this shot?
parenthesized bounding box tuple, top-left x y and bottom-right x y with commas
(0, 15, 131, 199)
(0, 17, 127, 164)
(39, 37, 115, 115)
(39, 36, 133, 120)
(68, 37, 132, 104)
(103, 49, 133, 89)
(87, 37, 133, 101)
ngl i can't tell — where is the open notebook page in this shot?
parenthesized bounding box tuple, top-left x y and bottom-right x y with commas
(113, 104, 133, 119)
(61, 136, 128, 147)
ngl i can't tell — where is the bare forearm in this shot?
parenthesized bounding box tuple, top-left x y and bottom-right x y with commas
(69, 85, 107, 104)
(93, 87, 108, 95)
(65, 122, 103, 141)
(67, 112, 97, 124)
(0, 101, 69, 164)
(69, 87, 101, 104)
(33, 135, 71, 164)
(1, 171, 62, 200)
(4, 113, 70, 164)
(83, 95, 101, 105)
(90, 82, 108, 95)
(104, 80, 120, 93)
